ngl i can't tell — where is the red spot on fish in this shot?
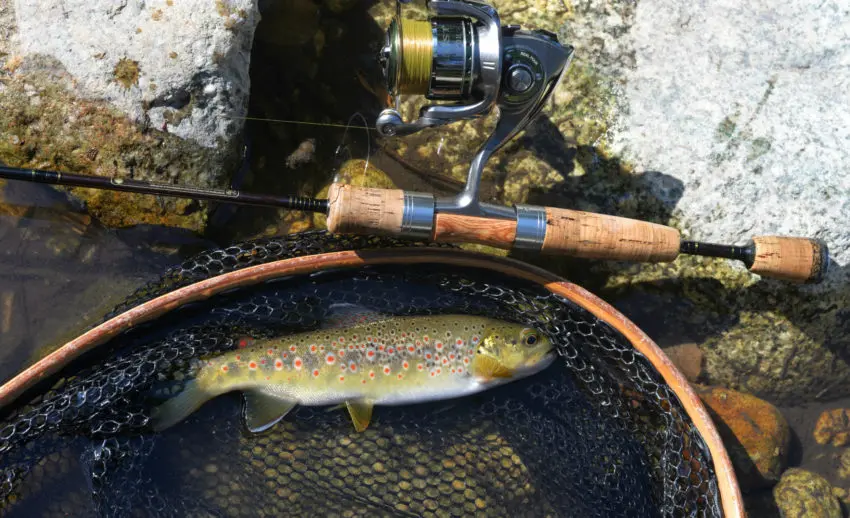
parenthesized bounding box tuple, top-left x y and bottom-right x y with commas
(378, 345, 385, 351)
(388, 348, 394, 354)
(471, 336, 480, 344)
(436, 342, 443, 350)
(425, 353, 432, 360)
(326, 354, 335, 364)
(338, 350, 345, 357)
(403, 362, 409, 370)
(367, 350, 375, 358)
(397, 374, 403, 380)
(416, 340, 421, 347)
(349, 362, 357, 372)
(362, 379, 367, 384)
(424, 336, 430, 343)
(221, 365, 229, 372)
(294, 358, 303, 370)
(442, 358, 448, 365)
(417, 364, 424, 371)
(464, 358, 470, 364)
(451, 368, 456, 374)
(260, 359, 266, 365)
(458, 367, 463, 374)
(266, 376, 270, 380)
(249, 362, 257, 370)
(349, 345, 355, 350)
(267, 349, 274, 356)
(437, 368, 442, 374)
(430, 371, 436, 377)
(352, 335, 357, 340)
(369, 371, 375, 379)
(408, 345, 415, 352)
(238, 338, 248, 348)
(367, 336, 372, 342)
(320, 346, 325, 352)
(339, 337, 345, 343)
(339, 376, 345, 382)
(449, 354, 455, 360)
(341, 366, 346, 371)
(456, 339, 463, 346)
(235, 355, 241, 361)
(402, 332, 407, 338)
(290, 345, 297, 352)
(383, 366, 391, 375)
(283, 353, 289, 359)
(313, 369, 320, 377)
(274, 360, 283, 370)
(310, 345, 317, 353)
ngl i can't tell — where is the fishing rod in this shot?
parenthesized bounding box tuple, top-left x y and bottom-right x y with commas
(0, 0, 829, 284)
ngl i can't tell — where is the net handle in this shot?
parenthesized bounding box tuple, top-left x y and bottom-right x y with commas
(0, 247, 744, 517)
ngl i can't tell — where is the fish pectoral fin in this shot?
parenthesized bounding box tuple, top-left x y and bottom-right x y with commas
(242, 391, 297, 434)
(473, 355, 514, 380)
(345, 400, 374, 433)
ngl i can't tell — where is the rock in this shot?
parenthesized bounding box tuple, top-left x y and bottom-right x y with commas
(1, 0, 261, 231)
(773, 468, 842, 518)
(662, 343, 704, 382)
(695, 385, 790, 491)
(814, 409, 850, 447)
(610, 1, 849, 279)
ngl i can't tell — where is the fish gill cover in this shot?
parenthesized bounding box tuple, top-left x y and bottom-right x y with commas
(0, 231, 720, 517)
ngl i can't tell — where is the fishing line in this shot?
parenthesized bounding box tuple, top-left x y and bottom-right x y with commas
(223, 115, 376, 131)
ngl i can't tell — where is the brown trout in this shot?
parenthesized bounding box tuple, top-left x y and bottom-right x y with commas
(151, 310, 554, 433)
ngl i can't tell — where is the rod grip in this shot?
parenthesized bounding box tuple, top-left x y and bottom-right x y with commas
(326, 183, 405, 235)
(432, 213, 516, 248)
(541, 207, 681, 261)
(748, 236, 829, 283)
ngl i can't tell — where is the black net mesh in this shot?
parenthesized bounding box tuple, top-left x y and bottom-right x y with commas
(0, 231, 721, 517)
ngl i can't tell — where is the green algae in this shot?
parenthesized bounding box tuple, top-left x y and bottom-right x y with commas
(113, 58, 140, 89)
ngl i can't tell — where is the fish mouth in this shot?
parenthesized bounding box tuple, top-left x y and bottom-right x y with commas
(515, 349, 557, 377)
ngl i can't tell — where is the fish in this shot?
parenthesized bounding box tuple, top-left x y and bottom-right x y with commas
(150, 308, 555, 434)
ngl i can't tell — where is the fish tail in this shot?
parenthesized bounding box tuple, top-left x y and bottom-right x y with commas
(149, 379, 210, 432)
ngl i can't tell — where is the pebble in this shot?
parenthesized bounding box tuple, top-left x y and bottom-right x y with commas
(814, 408, 850, 447)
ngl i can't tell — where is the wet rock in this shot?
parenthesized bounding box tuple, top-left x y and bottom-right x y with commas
(0, 0, 260, 231)
(662, 343, 704, 382)
(773, 468, 842, 518)
(695, 385, 790, 491)
(814, 409, 850, 447)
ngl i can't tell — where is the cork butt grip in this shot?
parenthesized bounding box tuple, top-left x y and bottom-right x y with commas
(749, 236, 829, 283)
(326, 183, 405, 236)
(541, 207, 681, 262)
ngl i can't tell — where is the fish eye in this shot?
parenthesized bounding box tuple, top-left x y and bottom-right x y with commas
(520, 328, 539, 346)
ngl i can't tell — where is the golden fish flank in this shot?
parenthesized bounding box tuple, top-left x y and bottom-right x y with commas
(151, 314, 555, 433)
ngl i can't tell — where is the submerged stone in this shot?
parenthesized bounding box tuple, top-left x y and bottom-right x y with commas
(814, 409, 850, 448)
(773, 468, 842, 518)
(696, 385, 790, 491)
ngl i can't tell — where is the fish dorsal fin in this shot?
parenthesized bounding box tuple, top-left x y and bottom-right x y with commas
(472, 355, 514, 380)
(242, 391, 297, 433)
(324, 303, 392, 329)
(345, 400, 374, 433)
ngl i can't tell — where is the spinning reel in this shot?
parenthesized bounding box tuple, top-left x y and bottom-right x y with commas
(375, 0, 574, 228)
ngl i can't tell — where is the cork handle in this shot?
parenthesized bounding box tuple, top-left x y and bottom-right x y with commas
(749, 236, 829, 283)
(542, 207, 681, 261)
(326, 183, 405, 236)
(432, 213, 516, 248)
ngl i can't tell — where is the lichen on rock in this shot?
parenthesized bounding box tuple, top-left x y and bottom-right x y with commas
(774, 468, 842, 518)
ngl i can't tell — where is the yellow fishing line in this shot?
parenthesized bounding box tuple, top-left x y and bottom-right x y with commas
(398, 18, 433, 95)
(224, 116, 376, 131)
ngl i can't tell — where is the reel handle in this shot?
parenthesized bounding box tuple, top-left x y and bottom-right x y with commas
(326, 183, 828, 283)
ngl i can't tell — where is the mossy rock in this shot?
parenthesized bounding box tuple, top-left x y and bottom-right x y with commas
(773, 468, 842, 518)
